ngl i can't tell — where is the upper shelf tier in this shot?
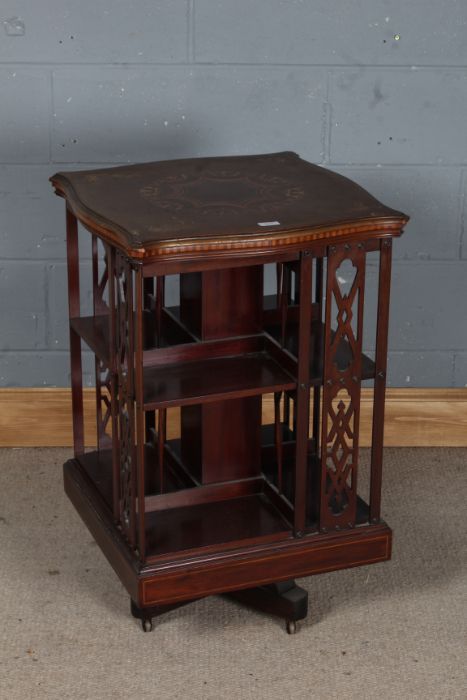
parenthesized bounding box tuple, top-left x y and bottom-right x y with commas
(143, 352, 296, 409)
(71, 310, 375, 383)
(264, 319, 376, 382)
(50, 151, 408, 261)
(70, 308, 194, 366)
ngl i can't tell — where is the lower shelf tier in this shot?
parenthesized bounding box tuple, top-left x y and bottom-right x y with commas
(144, 494, 291, 557)
(76, 447, 291, 559)
(64, 454, 392, 608)
(75, 436, 372, 560)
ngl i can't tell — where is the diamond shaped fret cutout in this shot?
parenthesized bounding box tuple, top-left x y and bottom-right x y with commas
(337, 306, 352, 326)
(326, 391, 354, 513)
(336, 258, 357, 297)
(97, 360, 112, 448)
(332, 257, 359, 372)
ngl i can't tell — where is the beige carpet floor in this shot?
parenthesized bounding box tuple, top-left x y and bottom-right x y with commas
(0, 447, 466, 700)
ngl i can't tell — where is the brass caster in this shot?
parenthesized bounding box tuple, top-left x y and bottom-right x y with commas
(142, 618, 153, 633)
(286, 619, 297, 635)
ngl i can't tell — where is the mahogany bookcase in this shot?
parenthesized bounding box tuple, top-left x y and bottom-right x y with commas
(50, 152, 408, 633)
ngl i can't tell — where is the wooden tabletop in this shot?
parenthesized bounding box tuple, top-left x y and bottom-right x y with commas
(50, 151, 408, 260)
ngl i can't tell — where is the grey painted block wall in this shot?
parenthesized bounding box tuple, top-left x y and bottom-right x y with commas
(0, 0, 466, 388)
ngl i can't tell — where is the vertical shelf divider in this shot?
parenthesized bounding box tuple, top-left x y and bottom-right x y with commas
(66, 206, 84, 456)
(107, 246, 120, 523)
(135, 264, 146, 562)
(293, 250, 312, 536)
(370, 239, 393, 523)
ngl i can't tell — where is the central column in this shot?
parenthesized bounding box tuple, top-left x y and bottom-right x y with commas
(180, 266, 263, 484)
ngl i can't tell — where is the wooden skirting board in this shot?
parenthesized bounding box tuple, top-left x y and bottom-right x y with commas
(0, 388, 467, 448)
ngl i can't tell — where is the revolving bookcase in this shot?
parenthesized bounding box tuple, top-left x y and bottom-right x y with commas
(50, 152, 408, 633)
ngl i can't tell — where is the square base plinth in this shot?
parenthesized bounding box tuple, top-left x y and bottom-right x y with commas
(64, 457, 392, 609)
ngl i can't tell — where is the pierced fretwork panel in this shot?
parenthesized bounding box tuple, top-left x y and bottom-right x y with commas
(323, 387, 356, 515)
(114, 252, 136, 546)
(320, 243, 365, 530)
(92, 237, 110, 315)
(95, 357, 112, 451)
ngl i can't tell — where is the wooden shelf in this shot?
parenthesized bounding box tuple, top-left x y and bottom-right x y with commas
(76, 442, 370, 562)
(70, 309, 194, 365)
(70, 315, 111, 365)
(76, 446, 186, 510)
(265, 319, 375, 382)
(71, 308, 374, 390)
(163, 303, 375, 384)
(144, 494, 291, 559)
(75, 447, 292, 560)
(261, 449, 371, 530)
(143, 352, 296, 409)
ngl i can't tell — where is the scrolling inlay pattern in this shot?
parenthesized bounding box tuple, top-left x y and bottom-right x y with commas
(320, 243, 366, 530)
(139, 168, 305, 221)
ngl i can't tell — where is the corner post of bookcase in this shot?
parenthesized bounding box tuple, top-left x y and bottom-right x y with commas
(106, 245, 120, 522)
(312, 257, 324, 456)
(134, 263, 146, 562)
(293, 249, 312, 536)
(369, 237, 393, 523)
(65, 205, 84, 456)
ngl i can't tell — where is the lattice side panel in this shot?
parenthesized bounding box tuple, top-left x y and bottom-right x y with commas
(115, 252, 137, 546)
(92, 239, 113, 452)
(92, 235, 110, 315)
(95, 357, 113, 450)
(319, 242, 366, 530)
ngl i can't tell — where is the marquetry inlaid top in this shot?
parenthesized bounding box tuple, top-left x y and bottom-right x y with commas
(50, 151, 407, 260)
